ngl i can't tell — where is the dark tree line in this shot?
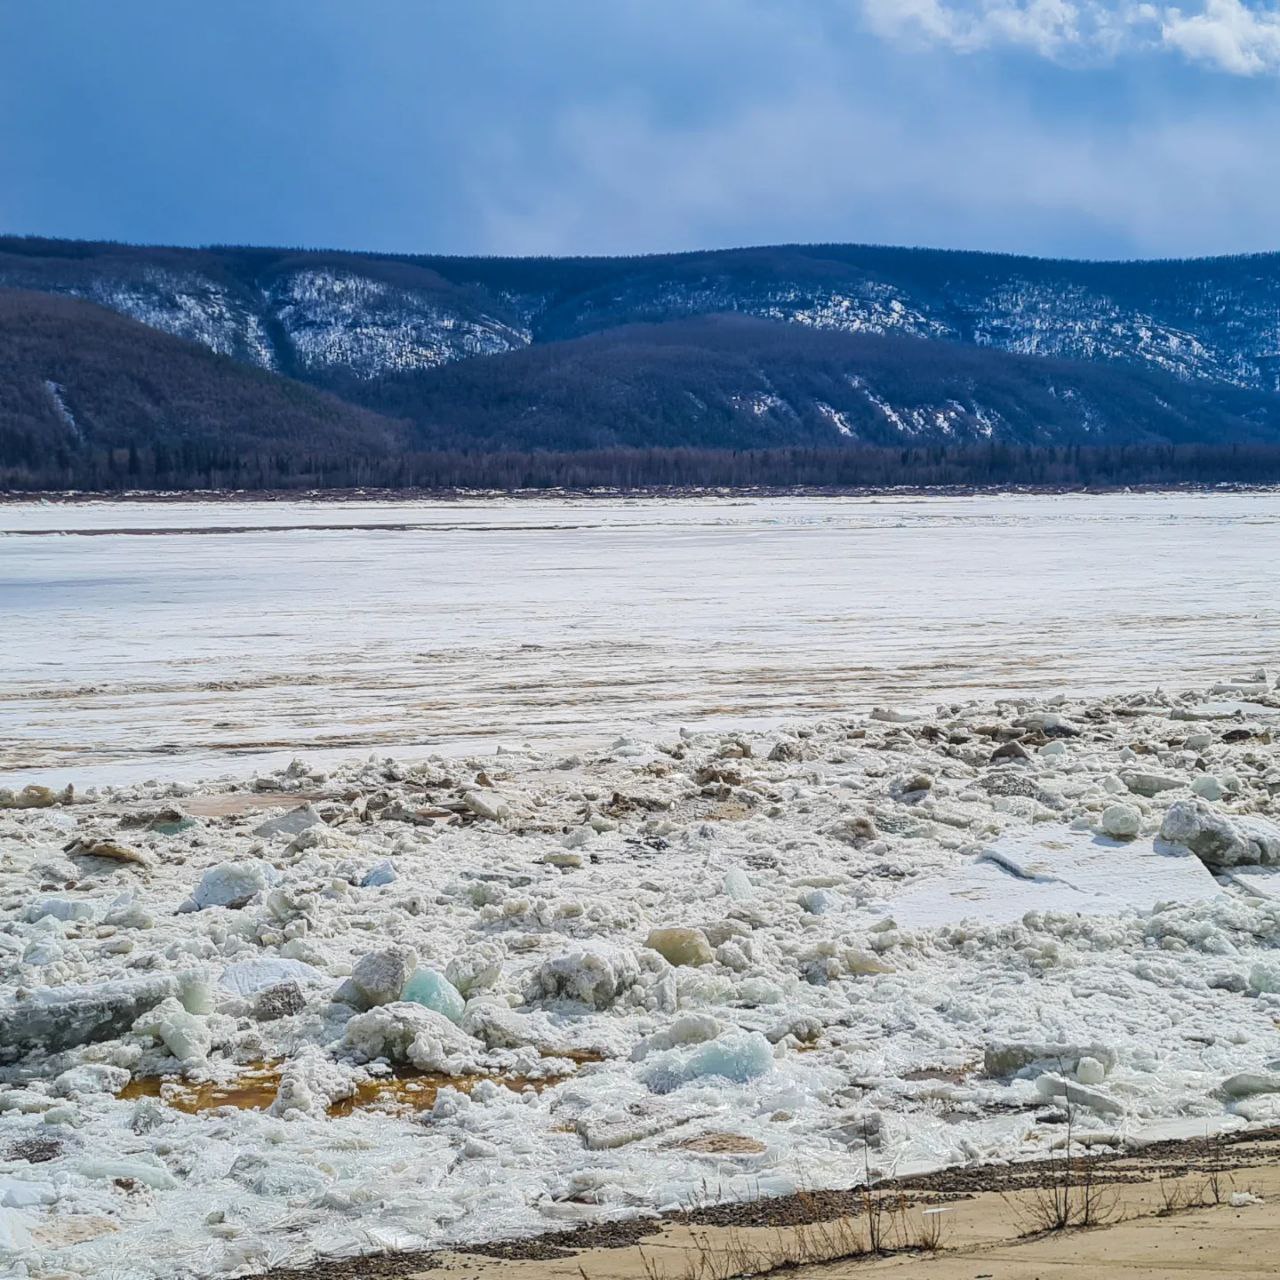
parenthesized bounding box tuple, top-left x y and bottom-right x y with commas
(6, 442, 1280, 494)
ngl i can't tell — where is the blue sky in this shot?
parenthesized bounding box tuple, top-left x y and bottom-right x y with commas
(1, 1, 1278, 260)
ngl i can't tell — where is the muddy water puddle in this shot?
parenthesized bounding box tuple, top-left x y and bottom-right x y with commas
(118, 1053, 603, 1117)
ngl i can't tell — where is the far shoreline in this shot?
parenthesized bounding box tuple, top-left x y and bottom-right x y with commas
(4, 480, 1280, 506)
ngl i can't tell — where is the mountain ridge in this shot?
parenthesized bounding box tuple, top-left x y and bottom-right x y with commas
(6, 234, 1280, 490)
(4, 234, 1280, 392)
(356, 313, 1280, 452)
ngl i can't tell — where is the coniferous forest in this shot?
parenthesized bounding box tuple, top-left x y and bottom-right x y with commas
(7, 238, 1280, 492)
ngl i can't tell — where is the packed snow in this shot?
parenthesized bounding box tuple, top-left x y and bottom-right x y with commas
(2, 667, 1280, 1278)
(78, 269, 278, 370)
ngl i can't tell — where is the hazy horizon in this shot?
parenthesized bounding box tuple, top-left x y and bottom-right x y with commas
(6, 228, 1280, 268)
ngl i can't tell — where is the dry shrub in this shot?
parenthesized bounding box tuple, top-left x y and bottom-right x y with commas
(1013, 1112, 1121, 1236)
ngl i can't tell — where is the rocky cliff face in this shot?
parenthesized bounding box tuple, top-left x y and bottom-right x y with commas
(263, 267, 529, 378)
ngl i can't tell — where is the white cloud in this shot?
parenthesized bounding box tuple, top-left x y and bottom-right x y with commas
(456, 0, 1280, 260)
(860, 0, 1155, 57)
(861, 0, 1280, 74)
(472, 76, 1280, 259)
(1162, 0, 1280, 73)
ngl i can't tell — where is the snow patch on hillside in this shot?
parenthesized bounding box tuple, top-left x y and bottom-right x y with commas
(731, 392, 790, 417)
(270, 270, 529, 378)
(973, 282, 1233, 385)
(43, 381, 79, 439)
(848, 374, 911, 434)
(759, 284, 952, 340)
(815, 401, 855, 437)
(76, 270, 277, 370)
(972, 404, 1001, 438)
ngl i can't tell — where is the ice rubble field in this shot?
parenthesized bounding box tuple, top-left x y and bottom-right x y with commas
(3, 675, 1280, 1277)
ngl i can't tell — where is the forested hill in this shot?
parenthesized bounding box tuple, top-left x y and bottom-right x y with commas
(0, 290, 407, 489)
(3, 235, 1280, 391)
(357, 315, 1280, 452)
(6, 233, 1280, 490)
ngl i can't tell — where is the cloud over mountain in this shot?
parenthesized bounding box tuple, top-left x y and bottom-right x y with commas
(861, 0, 1280, 75)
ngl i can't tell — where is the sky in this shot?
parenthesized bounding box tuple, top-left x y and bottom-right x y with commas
(0, 1, 1278, 261)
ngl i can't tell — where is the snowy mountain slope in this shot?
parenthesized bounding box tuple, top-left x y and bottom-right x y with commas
(4, 236, 1280, 395)
(0, 290, 407, 488)
(262, 262, 529, 379)
(0, 255, 279, 371)
(0, 241, 532, 386)
(362, 315, 1280, 452)
(427, 244, 1280, 392)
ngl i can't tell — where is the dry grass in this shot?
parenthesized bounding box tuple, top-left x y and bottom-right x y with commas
(1009, 1113, 1121, 1236)
(1154, 1130, 1239, 1216)
(622, 1114, 947, 1280)
(631, 1185, 946, 1280)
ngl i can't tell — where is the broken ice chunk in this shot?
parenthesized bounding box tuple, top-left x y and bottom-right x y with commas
(1099, 804, 1141, 839)
(336, 945, 418, 1010)
(24, 897, 96, 924)
(537, 943, 641, 1008)
(183, 859, 280, 911)
(132, 997, 212, 1065)
(0, 976, 176, 1062)
(252, 804, 322, 839)
(360, 859, 398, 887)
(402, 968, 465, 1024)
(1160, 800, 1280, 869)
(640, 1030, 774, 1093)
(343, 1002, 483, 1073)
(645, 927, 714, 967)
(1033, 1073, 1124, 1116)
(219, 957, 325, 998)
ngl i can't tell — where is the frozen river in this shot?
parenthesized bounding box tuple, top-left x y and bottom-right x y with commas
(3, 491, 1280, 1279)
(2, 491, 1277, 786)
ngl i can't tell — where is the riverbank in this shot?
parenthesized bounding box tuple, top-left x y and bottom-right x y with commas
(4, 480, 1280, 506)
(261, 1128, 1280, 1280)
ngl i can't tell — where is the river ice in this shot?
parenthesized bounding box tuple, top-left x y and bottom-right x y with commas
(1, 494, 1280, 1277)
(3, 491, 1279, 786)
(2, 667, 1280, 1277)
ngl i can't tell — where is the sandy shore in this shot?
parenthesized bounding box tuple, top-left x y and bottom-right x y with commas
(264, 1131, 1280, 1280)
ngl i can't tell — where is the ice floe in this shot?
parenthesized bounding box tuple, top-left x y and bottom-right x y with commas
(872, 828, 1221, 930)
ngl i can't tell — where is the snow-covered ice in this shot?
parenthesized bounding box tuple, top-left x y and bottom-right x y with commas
(873, 828, 1221, 929)
(3, 491, 1279, 787)
(3, 493, 1280, 1276)
(2, 664, 1280, 1277)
